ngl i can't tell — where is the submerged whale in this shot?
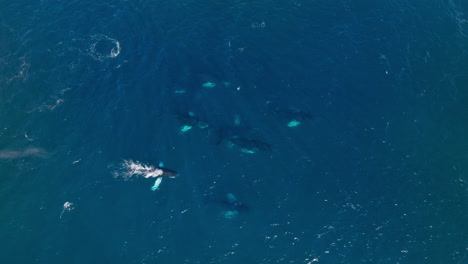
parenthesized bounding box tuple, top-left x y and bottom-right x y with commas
(205, 192, 250, 219)
(266, 103, 315, 127)
(176, 111, 209, 133)
(215, 128, 272, 154)
(226, 136, 272, 154)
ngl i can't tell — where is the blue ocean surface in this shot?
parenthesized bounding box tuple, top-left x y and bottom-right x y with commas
(0, 0, 467, 263)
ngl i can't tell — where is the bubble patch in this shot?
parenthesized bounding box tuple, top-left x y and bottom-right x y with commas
(88, 34, 121, 61)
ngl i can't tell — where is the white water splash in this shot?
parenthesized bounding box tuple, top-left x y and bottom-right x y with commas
(59, 201, 74, 219)
(114, 160, 164, 180)
(29, 87, 71, 113)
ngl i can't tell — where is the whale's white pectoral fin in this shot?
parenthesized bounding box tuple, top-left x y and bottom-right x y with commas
(151, 177, 163, 191)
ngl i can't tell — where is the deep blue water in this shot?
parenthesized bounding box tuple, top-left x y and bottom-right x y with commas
(0, 0, 467, 263)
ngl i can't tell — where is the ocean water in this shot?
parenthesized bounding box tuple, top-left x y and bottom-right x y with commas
(0, 0, 467, 263)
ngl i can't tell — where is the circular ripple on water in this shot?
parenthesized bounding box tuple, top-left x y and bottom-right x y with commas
(88, 34, 121, 61)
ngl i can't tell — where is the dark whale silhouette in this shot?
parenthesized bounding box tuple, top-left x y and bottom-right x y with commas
(138, 166, 178, 178)
(204, 192, 250, 213)
(215, 127, 272, 154)
(266, 103, 315, 127)
(176, 112, 209, 130)
(158, 167, 178, 178)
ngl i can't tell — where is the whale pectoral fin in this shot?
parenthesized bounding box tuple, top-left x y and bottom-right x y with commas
(151, 177, 163, 191)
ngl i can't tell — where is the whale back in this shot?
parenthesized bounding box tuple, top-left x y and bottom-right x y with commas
(159, 167, 178, 178)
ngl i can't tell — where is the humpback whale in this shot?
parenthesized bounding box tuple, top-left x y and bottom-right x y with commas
(205, 192, 250, 219)
(266, 103, 315, 127)
(114, 160, 178, 191)
(147, 167, 178, 191)
(215, 127, 272, 154)
(141, 166, 178, 178)
(176, 111, 209, 133)
(119, 160, 178, 180)
(226, 136, 272, 154)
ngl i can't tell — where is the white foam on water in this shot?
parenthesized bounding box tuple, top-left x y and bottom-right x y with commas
(115, 160, 163, 180)
(59, 201, 74, 219)
(89, 34, 121, 61)
(5, 56, 30, 83)
(28, 88, 71, 113)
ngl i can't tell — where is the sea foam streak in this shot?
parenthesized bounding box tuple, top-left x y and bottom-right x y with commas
(0, 148, 47, 159)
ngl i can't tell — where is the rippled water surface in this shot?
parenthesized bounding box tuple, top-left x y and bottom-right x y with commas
(0, 0, 467, 263)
